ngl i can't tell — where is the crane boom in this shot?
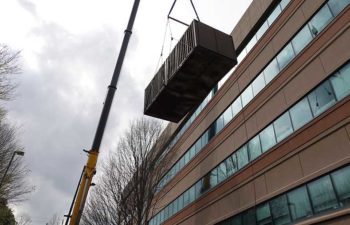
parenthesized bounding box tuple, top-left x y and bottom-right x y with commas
(65, 1, 140, 224)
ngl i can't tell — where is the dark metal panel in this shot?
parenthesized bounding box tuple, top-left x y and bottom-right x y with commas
(144, 20, 237, 122)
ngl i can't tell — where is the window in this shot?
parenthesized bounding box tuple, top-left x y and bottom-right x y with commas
(252, 73, 266, 96)
(256, 203, 273, 225)
(237, 146, 249, 169)
(280, 0, 290, 9)
(179, 156, 185, 169)
(264, 58, 280, 83)
(184, 151, 190, 164)
(246, 36, 257, 52)
(256, 21, 269, 40)
(195, 180, 202, 198)
(223, 106, 233, 125)
(201, 174, 211, 193)
(330, 63, 350, 100)
(331, 166, 350, 206)
(242, 85, 254, 107)
(259, 125, 277, 152)
(202, 131, 209, 147)
(231, 216, 242, 225)
(328, 0, 350, 16)
(164, 207, 169, 221)
(268, 4, 282, 25)
(189, 145, 196, 159)
(242, 209, 257, 225)
(195, 138, 202, 154)
(276, 43, 295, 70)
(218, 162, 227, 183)
(308, 4, 333, 36)
(183, 189, 190, 207)
(289, 98, 313, 130)
(231, 97, 243, 116)
(210, 167, 218, 187)
(270, 195, 291, 225)
(308, 175, 338, 213)
(226, 154, 238, 176)
(216, 117, 225, 133)
(173, 198, 178, 214)
(273, 112, 293, 142)
(188, 185, 196, 203)
(177, 195, 184, 212)
(287, 186, 313, 221)
(174, 161, 180, 174)
(292, 25, 313, 55)
(168, 200, 173, 217)
(307, 81, 336, 116)
(248, 136, 262, 161)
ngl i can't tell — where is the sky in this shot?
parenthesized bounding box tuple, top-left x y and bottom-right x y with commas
(0, 0, 252, 224)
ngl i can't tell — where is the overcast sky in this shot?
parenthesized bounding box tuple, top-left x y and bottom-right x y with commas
(1, 0, 252, 224)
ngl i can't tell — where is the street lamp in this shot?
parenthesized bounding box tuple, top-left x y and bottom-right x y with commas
(0, 150, 25, 187)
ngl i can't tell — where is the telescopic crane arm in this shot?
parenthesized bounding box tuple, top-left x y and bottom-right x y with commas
(65, 1, 140, 224)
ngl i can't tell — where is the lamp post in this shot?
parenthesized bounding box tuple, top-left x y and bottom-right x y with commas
(0, 150, 25, 187)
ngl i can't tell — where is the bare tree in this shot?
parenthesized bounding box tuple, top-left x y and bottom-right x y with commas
(46, 213, 62, 225)
(0, 45, 33, 203)
(0, 44, 20, 101)
(0, 117, 33, 202)
(15, 214, 32, 225)
(81, 118, 173, 225)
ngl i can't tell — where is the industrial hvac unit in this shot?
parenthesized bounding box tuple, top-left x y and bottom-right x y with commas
(144, 20, 237, 122)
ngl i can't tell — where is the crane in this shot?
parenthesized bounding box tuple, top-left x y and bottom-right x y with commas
(64, 1, 140, 224)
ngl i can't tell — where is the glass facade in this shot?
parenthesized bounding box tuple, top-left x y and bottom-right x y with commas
(218, 165, 350, 225)
(150, 1, 350, 223)
(150, 59, 350, 225)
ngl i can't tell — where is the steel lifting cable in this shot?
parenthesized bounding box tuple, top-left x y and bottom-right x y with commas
(154, 19, 170, 73)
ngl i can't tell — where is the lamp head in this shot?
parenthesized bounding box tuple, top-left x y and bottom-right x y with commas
(15, 151, 25, 156)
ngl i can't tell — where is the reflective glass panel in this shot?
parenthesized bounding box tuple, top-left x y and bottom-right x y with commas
(252, 73, 266, 96)
(256, 21, 269, 40)
(287, 186, 313, 220)
(216, 117, 225, 133)
(189, 185, 196, 203)
(223, 106, 233, 125)
(218, 162, 227, 183)
(259, 124, 277, 152)
(330, 63, 350, 100)
(232, 215, 242, 225)
(237, 146, 249, 169)
(264, 58, 280, 83)
(210, 167, 218, 187)
(331, 166, 350, 206)
(247, 36, 257, 52)
(248, 136, 262, 161)
(308, 175, 338, 213)
(183, 189, 190, 207)
(273, 112, 293, 142)
(231, 97, 243, 116)
(289, 98, 313, 130)
(270, 195, 291, 225)
(184, 151, 190, 164)
(226, 154, 238, 176)
(177, 195, 184, 212)
(292, 25, 313, 55)
(179, 156, 185, 169)
(202, 131, 209, 147)
(307, 81, 336, 116)
(328, 0, 350, 16)
(195, 138, 202, 154)
(277, 43, 295, 70)
(195, 179, 202, 198)
(280, 0, 290, 9)
(308, 4, 333, 36)
(201, 175, 211, 193)
(256, 203, 273, 225)
(242, 209, 257, 225)
(268, 4, 282, 25)
(189, 145, 196, 159)
(242, 85, 254, 107)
